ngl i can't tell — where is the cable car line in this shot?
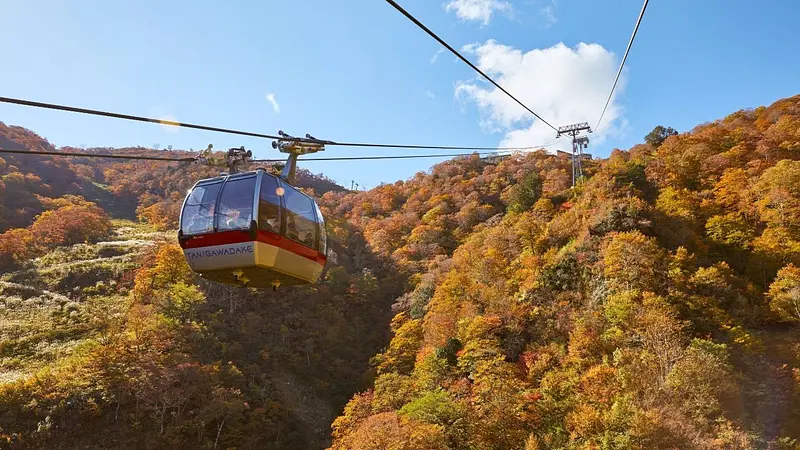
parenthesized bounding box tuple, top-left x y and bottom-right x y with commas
(0, 96, 281, 140)
(0, 95, 543, 152)
(309, 141, 532, 151)
(0, 148, 195, 162)
(253, 151, 511, 162)
(595, 0, 649, 131)
(0, 147, 534, 163)
(384, 0, 558, 133)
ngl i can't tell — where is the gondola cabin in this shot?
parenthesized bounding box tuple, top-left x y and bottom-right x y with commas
(178, 168, 327, 288)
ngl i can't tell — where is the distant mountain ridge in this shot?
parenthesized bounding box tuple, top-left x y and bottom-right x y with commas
(0, 124, 344, 230)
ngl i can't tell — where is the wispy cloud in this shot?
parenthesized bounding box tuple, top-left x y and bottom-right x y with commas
(265, 92, 280, 113)
(444, 0, 512, 25)
(430, 48, 445, 65)
(423, 90, 436, 99)
(538, 1, 557, 28)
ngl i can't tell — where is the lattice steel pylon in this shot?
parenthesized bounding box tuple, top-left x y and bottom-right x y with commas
(557, 123, 592, 186)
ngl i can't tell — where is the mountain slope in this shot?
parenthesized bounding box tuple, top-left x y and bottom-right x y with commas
(0, 94, 799, 449)
(329, 95, 800, 449)
(0, 128, 397, 448)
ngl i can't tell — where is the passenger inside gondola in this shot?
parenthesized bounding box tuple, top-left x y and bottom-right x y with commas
(286, 216, 300, 241)
(217, 176, 255, 231)
(283, 185, 317, 248)
(187, 214, 213, 234)
(259, 175, 282, 233)
(220, 205, 251, 229)
(182, 182, 221, 235)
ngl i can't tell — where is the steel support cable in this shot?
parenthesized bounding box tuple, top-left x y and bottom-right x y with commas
(1, 131, 560, 163)
(595, 0, 649, 131)
(0, 96, 542, 151)
(0, 148, 538, 163)
(0, 148, 195, 162)
(254, 151, 510, 162)
(384, 0, 558, 132)
(0, 96, 280, 140)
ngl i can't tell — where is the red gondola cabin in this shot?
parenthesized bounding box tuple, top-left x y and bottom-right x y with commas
(178, 168, 327, 288)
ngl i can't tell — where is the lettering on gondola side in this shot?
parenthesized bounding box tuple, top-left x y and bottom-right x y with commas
(185, 244, 254, 260)
(184, 242, 255, 270)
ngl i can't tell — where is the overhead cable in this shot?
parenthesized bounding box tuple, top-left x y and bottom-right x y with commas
(0, 148, 534, 163)
(384, 0, 558, 132)
(0, 148, 194, 162)
(0, 96, 280, 140)
(595, 0, 649, 131)
(254, 151, 511, 162)
(0, 95, 541, 151)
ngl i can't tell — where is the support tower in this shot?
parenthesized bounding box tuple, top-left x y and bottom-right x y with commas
(557, 123, 592, 186)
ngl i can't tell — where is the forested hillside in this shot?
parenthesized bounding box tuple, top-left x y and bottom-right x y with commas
(328, 95, 800, 449)
(0, 126, 398, 448)
(0, 94, 799, 449)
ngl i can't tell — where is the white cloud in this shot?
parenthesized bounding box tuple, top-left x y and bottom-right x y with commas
(454, 40, 625, 150)
(539, 3, 557, 28)
(430, 49, 445, 65)
(265, 92, 280, 113)
(445, 0, 511, 25)
(423, 90, 436, 99)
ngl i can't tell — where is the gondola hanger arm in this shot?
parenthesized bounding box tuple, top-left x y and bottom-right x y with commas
(271, 130, 326, 184)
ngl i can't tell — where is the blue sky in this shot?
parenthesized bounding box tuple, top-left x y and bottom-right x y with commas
(0, 0, 797, 189)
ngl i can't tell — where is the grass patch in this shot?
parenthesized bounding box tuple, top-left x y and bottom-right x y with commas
(0, 291, 130, 383)
(37, 257, 138, 291)
(0, 220, 158, 384)
(35, 242, 149, 269)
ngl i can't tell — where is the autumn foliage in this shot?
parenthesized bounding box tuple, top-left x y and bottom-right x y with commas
(0, 228, 34, 269)
(2, 95, 800, 449)
(0, 202, 112, 271)
(328, 95, 800, 449)
(30, 203, 112, 247)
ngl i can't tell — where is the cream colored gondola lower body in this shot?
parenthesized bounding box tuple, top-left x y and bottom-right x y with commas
(184, 241, 323, 288)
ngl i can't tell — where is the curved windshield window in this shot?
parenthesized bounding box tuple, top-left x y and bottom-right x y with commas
(181, 182, 222, 235)
(259, 175, 282, 233)
(283, 185, 317, 248)
(217, 176, 255, 231)
(315, 202, 327, 255)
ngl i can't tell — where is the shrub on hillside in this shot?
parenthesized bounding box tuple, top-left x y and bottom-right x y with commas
(30, 203, 112, 247)
(0, 228, 35, 271)
(768, 264, 800, 323)
(507, 172, 543, 213)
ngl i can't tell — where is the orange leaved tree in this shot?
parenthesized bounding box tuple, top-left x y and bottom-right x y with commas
(30, 203, 112, 247)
